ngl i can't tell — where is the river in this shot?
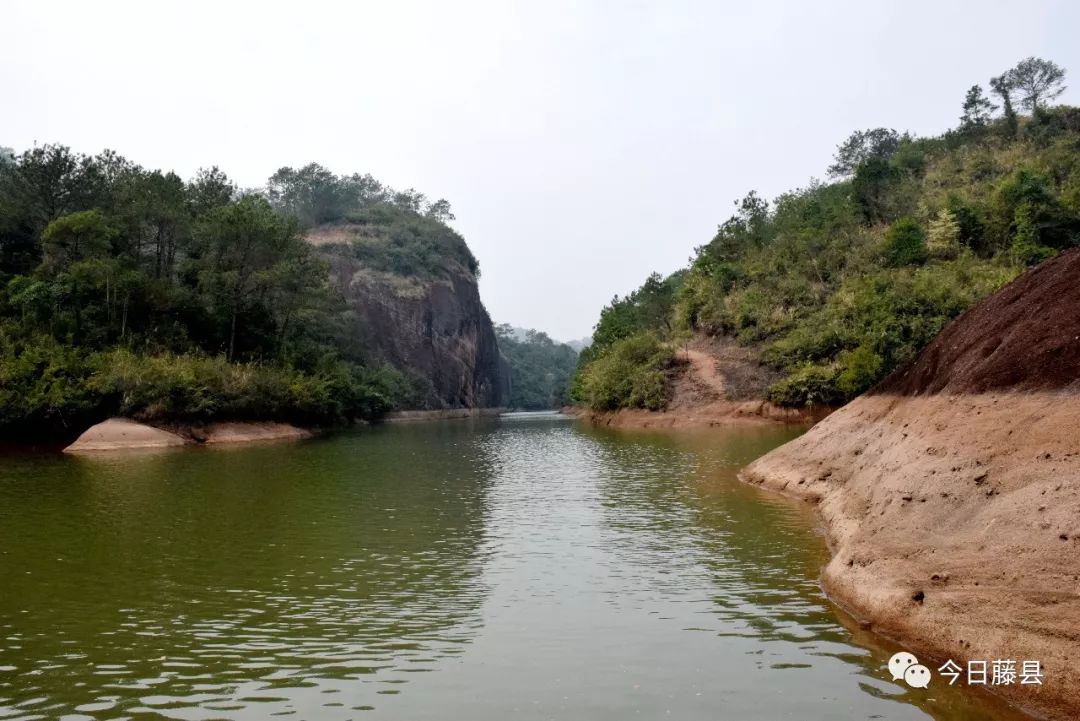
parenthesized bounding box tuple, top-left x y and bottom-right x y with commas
(0, 413, 1025, 720)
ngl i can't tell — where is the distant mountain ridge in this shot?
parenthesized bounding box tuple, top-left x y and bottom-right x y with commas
(503, 325, 590, 351)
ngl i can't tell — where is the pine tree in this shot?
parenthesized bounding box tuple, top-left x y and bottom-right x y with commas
(1008, 57, 1067, 112)
(960, 85, 996, 129)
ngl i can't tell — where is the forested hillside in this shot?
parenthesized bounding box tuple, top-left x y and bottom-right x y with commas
(575, 57, 1080, 411)
(0, 151, 493, 437)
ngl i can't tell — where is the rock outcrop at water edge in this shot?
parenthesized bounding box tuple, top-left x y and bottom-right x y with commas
(64, 419, 313, 453)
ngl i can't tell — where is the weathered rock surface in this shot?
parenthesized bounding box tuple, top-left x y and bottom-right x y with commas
(64, 419, 314, 452)
(741, 248, 1080, 720)
(64, 418, 189, 452)
(323, 249, 507, 410)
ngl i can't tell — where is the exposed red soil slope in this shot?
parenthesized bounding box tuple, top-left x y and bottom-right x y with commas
(879, 247, 1080, 395)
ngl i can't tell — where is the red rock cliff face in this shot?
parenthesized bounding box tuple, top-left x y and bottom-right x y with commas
(325, 253, 508, 410)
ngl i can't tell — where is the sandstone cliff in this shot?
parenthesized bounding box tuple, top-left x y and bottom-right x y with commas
(312, 223, 507, 410)
(741, 248, 1080, 720)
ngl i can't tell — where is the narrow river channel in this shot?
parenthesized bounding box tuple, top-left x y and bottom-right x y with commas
(0, 414, 1025, 720)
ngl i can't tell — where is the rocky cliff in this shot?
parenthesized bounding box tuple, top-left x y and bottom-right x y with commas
(741, 248, 1080, 720)
(312, 223, 508, 410)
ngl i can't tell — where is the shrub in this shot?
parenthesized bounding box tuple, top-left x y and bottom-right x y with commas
(766, 364, 844, 407)
(0, 330, 101, 432)
(884, 218, 927, 266)
(760, 257, 1019, 405)
(836, 344, 884, 396)
(1010, 202, 1058, 266)
(346, 204, 480, 278)
(577, 333, 675, 411)
(92, 350, 411, 424)
(0, 329, 411, 434)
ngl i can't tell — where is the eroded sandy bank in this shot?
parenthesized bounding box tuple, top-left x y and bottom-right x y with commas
(741, 392, 1080, 720)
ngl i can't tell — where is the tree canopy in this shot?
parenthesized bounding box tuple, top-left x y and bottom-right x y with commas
(828, 128, 906, 178)
(961, 85, 996, 129)
(1008, 56, 1067, 111)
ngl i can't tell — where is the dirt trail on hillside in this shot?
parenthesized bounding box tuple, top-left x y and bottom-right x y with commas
(582, 338, 831, 428)
(681, 349, 727, 397)
(742, 248, 1080, 721)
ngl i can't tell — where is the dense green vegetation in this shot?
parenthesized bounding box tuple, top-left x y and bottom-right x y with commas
(0, 150, 462, 436)
(575, 57, 1080, 410)
(495, 325, 578, 410)
(275, 163, 479, 279)
(572, 272, 684, 410)
(574, 332, 676, 411)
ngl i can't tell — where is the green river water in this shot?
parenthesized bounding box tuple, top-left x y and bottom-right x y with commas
(0, 413, 1025, 720)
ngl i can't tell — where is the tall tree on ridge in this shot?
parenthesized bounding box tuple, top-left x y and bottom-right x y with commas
(1008, 57, 1067, 112)
(989, 73, 1018, 138)
(960, 85, 996, 129)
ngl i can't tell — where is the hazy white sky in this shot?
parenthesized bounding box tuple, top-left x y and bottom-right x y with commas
(4, 0, 1078, 339)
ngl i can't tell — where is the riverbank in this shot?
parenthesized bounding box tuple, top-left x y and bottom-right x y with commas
(577, 342, 832, 429)
(575, 400, 826, 428)
(741, 249, 1080, 721)
(383, 407, 505, 422)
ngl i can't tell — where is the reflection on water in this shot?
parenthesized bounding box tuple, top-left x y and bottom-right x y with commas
(0, 415, 1025, 720)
